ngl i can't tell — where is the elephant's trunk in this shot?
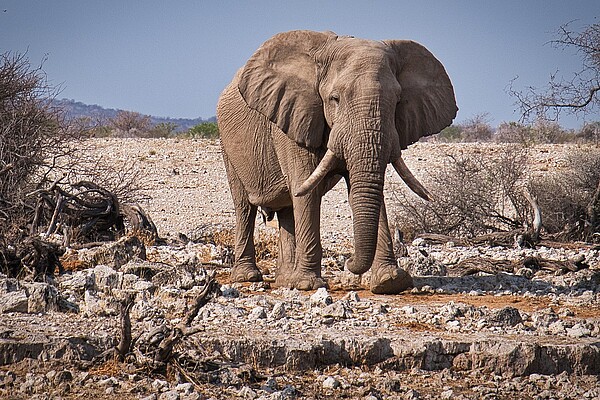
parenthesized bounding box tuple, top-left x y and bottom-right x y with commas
(345, 170, 384, 275)
(343, 125, 387, 275)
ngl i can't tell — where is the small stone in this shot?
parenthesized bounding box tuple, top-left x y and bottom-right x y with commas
(489, 307, 523, 327)
(549, 320, 566, 335)
(515, 267, 533, 278)
(281, 385, 298, 397)
(440, 302, 462, 320)
(262, 377, 278, 392)
(269, 302, 287, 320)
(412, 238, 427, 247)
(558, 307, 575, 317)
(440, 389, 454, 399)
(176, 382, 193, 395)
(238, 386, 257, 399)
(420, 285, 433, 293)
(310, 287, 332, 306)
(249, 306, 267, 320)
(322, 300, 352, 319)
(374, 304, 388, 314)
(322, 376, 340, 389)
(98, 376, 119, 387)
(152, 378, 169, 391)
(220, 285, 240, 298)
(567, 323, 591, 338)
(446, 320, 461, 330)
(532, 308, 559, 328)
(158, 391, 180, 400)
(404, 389, 421, 399)
(345, 291, 360, 302)
(401, 305, 417, 315)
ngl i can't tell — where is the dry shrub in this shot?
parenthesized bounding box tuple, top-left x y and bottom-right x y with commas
(393, 145, 530, 239)
(0, 52, 77, 241)
(210, 228, 235, 248)
(528, 147, 600, 242)
(0, 53, 151, 278)
(255, 230, 278, 260)
(201, 227, 278, 262)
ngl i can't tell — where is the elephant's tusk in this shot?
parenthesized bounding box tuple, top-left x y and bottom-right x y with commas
(295, 149, 338, 197)
(392, 156, 432, 201)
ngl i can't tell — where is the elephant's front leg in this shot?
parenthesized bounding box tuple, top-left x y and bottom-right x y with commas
(274, 192, 326, 290)
(369, 201, 413, 294)
(223, 156, 263, 282)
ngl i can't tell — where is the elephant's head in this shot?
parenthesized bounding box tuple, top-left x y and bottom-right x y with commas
(238, 30, 457, 274)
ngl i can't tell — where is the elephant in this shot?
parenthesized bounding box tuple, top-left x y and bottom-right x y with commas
(217, 30, 457, 294)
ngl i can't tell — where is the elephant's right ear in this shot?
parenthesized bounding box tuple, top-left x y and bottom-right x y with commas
(238, 30, 335, 148)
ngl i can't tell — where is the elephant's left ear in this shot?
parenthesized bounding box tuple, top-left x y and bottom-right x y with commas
(384, 40, 458, 149)
(239, 30, 336, 148)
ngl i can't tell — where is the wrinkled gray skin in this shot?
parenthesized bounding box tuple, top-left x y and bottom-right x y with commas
(217, 30, 457, 294)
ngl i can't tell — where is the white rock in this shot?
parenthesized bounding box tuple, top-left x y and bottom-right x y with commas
(322, 376, 340, 389)
(238, 386, 257, 399)
(220, 285, 240, 298)
(566, 323, 591, 338)
(158, 391, 179, 400)
(175, 382, 193, 395)
(0, 290, 28, 313)
(322, 300, 352, 319)
(310, 287, 332, 306)
(249, 306, 267, 320)
(269, 302, 287, 320)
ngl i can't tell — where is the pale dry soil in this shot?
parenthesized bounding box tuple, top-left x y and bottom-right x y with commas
(1, 138, 599, 400)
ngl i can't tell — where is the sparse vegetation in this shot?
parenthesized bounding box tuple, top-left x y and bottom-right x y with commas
(0, 52, 80, 244)
(528, 147, 600, 242)
(394, 145, 530, 239)
(186, 122, 220, 139)
(0, 53, 152, 278)
(109, 110, 152, 136)
(394, 144, 600, 244)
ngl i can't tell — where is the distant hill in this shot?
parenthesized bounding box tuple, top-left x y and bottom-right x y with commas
(53, 99, 216, 132)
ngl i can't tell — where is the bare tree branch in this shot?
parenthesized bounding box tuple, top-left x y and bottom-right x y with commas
(509, 20, 600, 122)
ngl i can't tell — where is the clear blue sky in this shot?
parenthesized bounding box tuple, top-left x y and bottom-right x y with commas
(2, 1, 598, 128)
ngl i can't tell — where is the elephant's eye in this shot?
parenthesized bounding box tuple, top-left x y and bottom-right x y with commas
(329, 93, 340, 104)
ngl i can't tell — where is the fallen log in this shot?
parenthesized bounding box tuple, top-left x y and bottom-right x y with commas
(446, 255, 590, 277)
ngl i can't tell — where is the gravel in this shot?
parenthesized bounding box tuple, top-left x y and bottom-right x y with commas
(1, 138, 599, 399)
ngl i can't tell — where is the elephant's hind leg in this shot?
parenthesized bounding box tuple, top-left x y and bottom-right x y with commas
(369, 202, 413, 294)
(223, 156, 262, 283)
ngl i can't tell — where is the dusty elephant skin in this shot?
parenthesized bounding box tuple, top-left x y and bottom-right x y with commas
(217, 30, 457, 293)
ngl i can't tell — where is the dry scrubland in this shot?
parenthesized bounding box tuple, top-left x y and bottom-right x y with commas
(1, 138, 600, 399)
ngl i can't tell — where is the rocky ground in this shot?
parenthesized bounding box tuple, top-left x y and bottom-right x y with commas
(1, 138, 599, 399)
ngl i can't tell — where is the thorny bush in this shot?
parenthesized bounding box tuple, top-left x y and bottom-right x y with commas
(0, 52, 77, 241)
(393, 144, 600, 243)
(0, 52, 148, 277)
(393, 145, 531, 239)
(528, 147, 600, 242)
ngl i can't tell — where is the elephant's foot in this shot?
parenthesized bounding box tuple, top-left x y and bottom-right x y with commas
(274, 269, 327, 291)
(230, 263, 263, 283)
(370, 263, 413, 294)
